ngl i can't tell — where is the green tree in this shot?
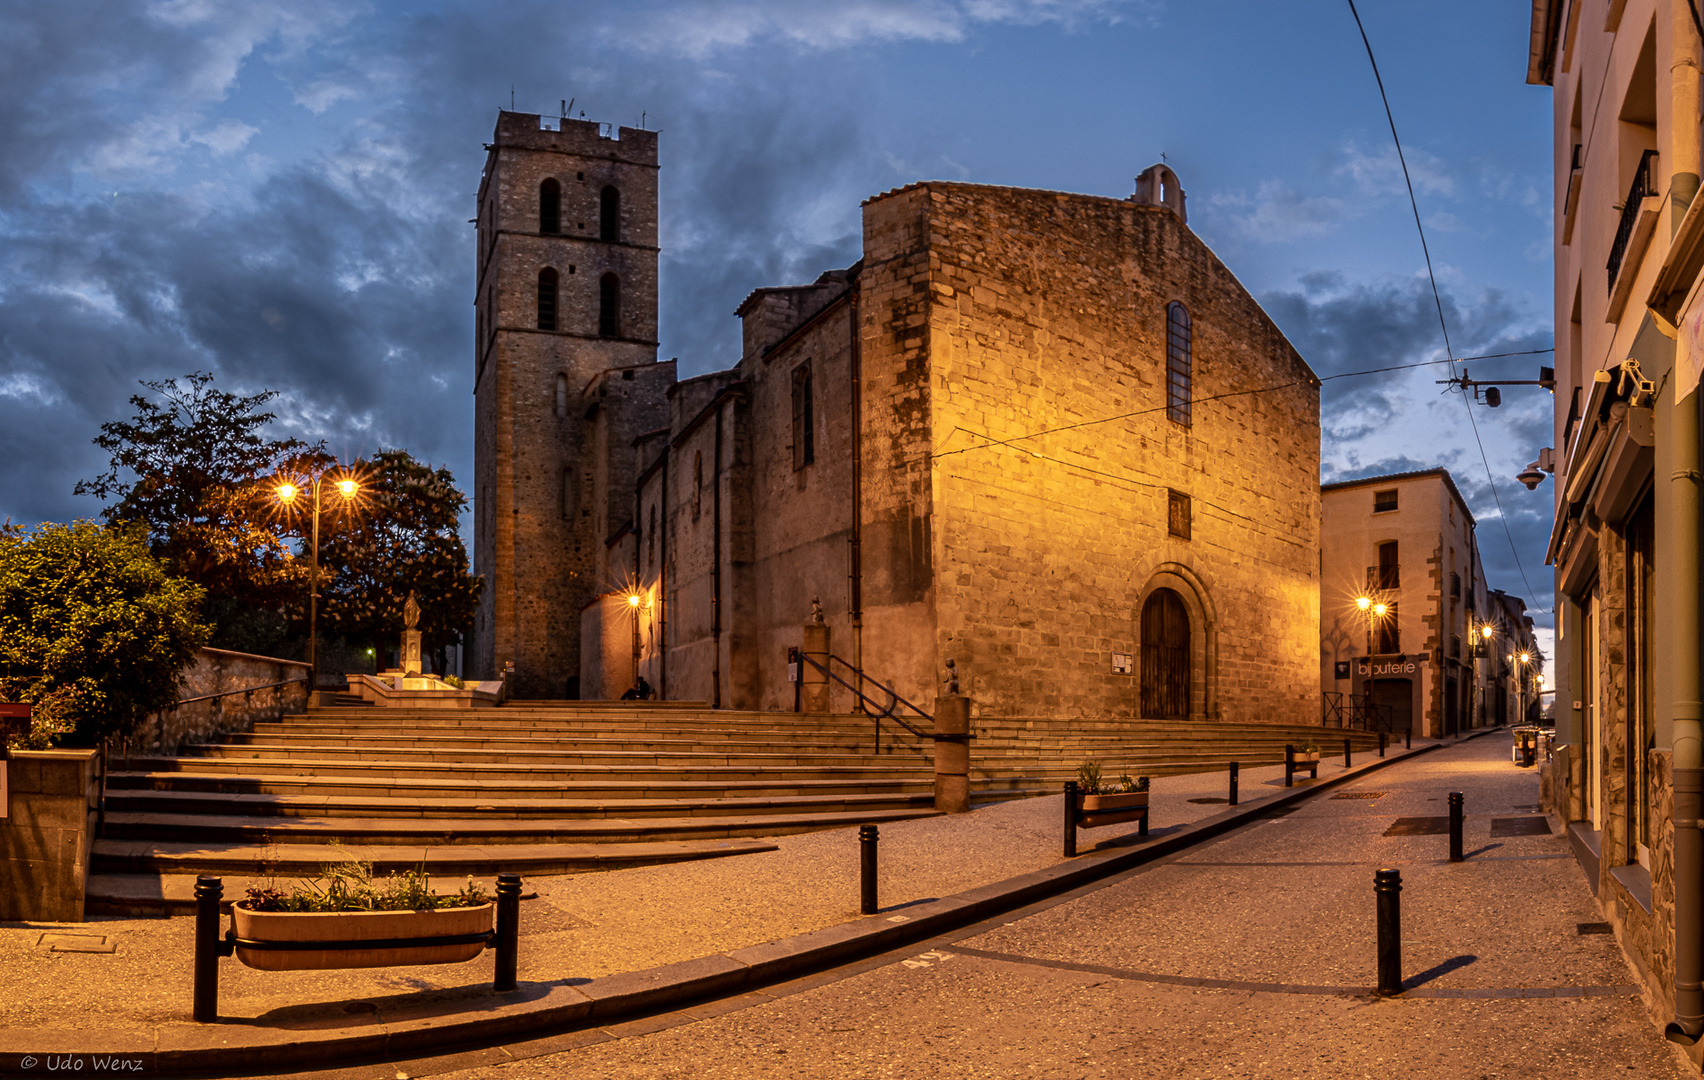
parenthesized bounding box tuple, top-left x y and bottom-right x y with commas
(316, 450, 481, 673)
(0, 521, 209, 747)
(74, 372, 321, 651)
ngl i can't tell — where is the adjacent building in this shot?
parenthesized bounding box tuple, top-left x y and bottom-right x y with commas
(1528, 0, 1704, 1047)
(471, 111, 1326, 722)
(1319, 469, 1537, 738)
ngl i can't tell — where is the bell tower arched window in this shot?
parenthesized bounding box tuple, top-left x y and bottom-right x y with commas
(539, 178, 561, 234)
(555, 373, 568, 417)
(600, 185, 620, 242)
(1165, 301, 1191, 426)
(537, 268, 558, 331)
(599, 273, 620, 338)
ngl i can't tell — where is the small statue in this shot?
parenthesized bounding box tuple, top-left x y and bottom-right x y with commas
(810, 596, 824, 625)
(403, 591, 420, 630)
(945, 657, 959, 696)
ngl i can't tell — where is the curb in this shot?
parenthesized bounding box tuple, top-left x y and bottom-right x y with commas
(0, 740, 1442, 1077)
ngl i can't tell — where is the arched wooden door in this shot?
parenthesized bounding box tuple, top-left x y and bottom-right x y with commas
(1141, 588, 1190, 720)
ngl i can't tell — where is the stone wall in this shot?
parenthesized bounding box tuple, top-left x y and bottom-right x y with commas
(0, 749, 99, 922)
(134, 647, 309, 756)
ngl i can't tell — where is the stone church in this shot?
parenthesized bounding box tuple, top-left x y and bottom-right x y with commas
(472, 111, 1323, 722)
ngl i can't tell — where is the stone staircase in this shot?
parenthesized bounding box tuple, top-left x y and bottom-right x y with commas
(87, 703, 1384, 913)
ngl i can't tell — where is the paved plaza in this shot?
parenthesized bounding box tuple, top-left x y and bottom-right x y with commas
(1, 732, 1687, 1078)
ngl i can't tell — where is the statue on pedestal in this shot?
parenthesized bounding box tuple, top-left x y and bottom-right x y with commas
(402, 591, 423, 676)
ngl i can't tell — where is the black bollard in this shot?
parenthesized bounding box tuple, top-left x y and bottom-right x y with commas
(193, 875, 222, 1023)
(860, 824, 880, 914)
(1448, 792, 1464, 863)
(1344, 737, 1352, 769)
(1405, 725, 1411, 750)
(1063, 781, 1078, 858)
(1228, 762, 1239, 806)
(1284, 744, 1295, 788)
(494, 872, 521, 991)
(1379, 731, 1387, 758)
(1375, 868, 1402, 995)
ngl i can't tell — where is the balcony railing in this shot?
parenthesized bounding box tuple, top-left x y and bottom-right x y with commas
(1366, 564, 1400, 591)
(1607, 149, 1659, 295)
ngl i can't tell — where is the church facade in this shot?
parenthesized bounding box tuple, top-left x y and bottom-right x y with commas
(473, 111, 1323, 722)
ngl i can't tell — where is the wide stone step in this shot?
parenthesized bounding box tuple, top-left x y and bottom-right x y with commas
(98, 806, 946, 845)
(117, 757, 935, 783)
(106, 770, 1035, 799)
(88, 836, 784, 881)
(222, 731, 881, 753)
(102, 787, 982, 820)
(180, 745, 913, 768)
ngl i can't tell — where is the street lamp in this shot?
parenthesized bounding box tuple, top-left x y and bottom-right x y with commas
(277, 471, 360, 690)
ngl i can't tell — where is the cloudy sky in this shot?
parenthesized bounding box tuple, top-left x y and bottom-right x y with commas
(0, 0, 1557, 664)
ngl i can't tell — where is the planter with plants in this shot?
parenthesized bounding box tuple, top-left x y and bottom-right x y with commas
(1073, 761, 1150, 827)
(1285, 741, 1321, 786)
(231, 859, 493, 971)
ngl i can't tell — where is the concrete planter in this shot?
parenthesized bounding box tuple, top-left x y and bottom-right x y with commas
(1077, 790, 1149, 828)
(231, 902, 493, 971)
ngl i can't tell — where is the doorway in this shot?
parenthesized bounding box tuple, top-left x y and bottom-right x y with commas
(1141, 588, 1190, 720)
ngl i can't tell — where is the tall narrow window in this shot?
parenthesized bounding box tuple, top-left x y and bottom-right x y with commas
(555, 373, 568, 417)
(692, 451, 703, 521)
(1140, 589, 1190, 720)
(599, 273, 620, 338)
(539, 178, 561, 234)
(1628, 493, 1656, 864)
(600, 185, 620, 242)
(1373, 602, 1400, 655)
(791, 362, 814, 469)
(1376, 541, 1399, 590)
(647, 504, 657, 568)
(1165, 301, 1191, 425)
(537, 268, 558, 331)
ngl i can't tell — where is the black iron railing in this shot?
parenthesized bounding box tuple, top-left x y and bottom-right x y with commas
(1322, 690, 1395, 732)
(1365, 564, 1399, 590)
(792, 650, 932, 753)
(1607, 149, 1658, 295)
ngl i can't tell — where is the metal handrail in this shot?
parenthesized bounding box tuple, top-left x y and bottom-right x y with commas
(793, 651, 932, 750)
(172, 677, 309, 708)
(1608, 148, 1658, 294)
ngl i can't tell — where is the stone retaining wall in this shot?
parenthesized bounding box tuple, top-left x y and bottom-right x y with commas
(134, 647, 310, 755)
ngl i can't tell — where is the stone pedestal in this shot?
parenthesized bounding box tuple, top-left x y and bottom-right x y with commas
(802, 622, 830, 713)
(934, 695, 971, 813)
(0, 749, 99, 921)
(402, 630, 423, 676)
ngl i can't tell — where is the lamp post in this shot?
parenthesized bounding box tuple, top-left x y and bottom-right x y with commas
(277, 473, 359, 692)
(627, 592, 642, 692)
(1509, 650, 1532, 727)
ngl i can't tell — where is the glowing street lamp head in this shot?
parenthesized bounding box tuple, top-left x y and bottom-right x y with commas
(1355, 596, 1372, 612)
(1518, 651, 1530, 664)
(1372, 602, 1389, 617)
(1480, 624, 1494, 640)
(336, 479, 359, 499)
(276, 482, 299, 504)
(627, 594, 641, 609)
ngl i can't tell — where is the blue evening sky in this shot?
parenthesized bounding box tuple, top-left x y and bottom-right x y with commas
(0, 0, 1558, 667)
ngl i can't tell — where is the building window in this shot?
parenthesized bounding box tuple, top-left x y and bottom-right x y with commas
(599, 273, 620, 338)
(1450, 634, 1462, 660)
(692, 451, 703, 521)
(600, 185, 620, 242)
(1628, 493, 1656, 863)
(1373, 602, 1400, 655)
(539, 178, 561, 234)
(1373, 541, 1399, 590)
(791, 362, 814, 469)
(1373, 488, 1398, 513)
(1140, 588, 1190, 720)
(1167, 489, 1191, 539)
(1165, 301, 1191, 426)
(555, 373, 568, 418)
(537, 268, 558, 331)
(1450, 571, 1461, 599)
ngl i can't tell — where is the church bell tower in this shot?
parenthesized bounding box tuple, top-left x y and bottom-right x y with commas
(472, 112, 659, 696)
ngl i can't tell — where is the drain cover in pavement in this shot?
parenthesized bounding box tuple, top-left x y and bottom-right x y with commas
(1577, 922, 1612, 935)
(1490, 816, 1552, 837)
(1187, 797, 1228, 804)
(37, 933, 115, 954)
(1383, 816, 1451, 836)
(1332, 791, 1386, 800)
